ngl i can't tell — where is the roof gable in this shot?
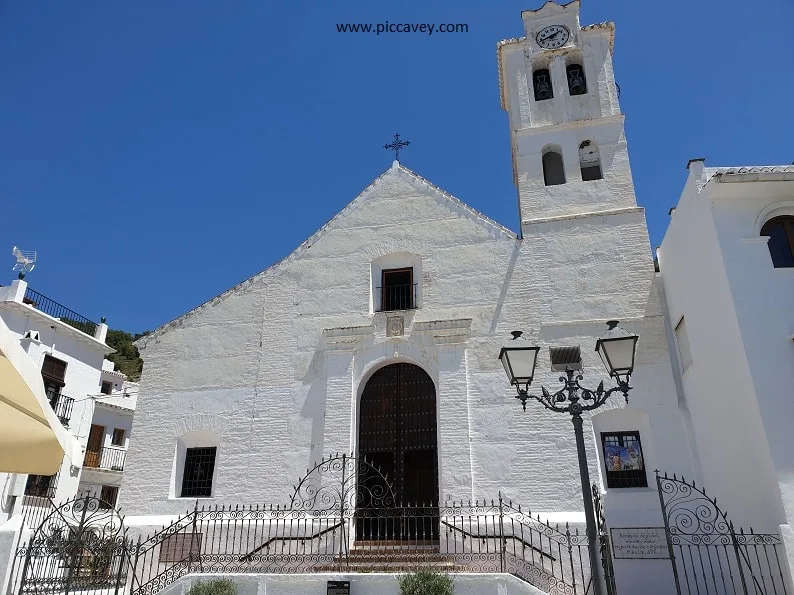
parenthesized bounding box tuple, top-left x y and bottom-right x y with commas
(136, 162, 515, 346)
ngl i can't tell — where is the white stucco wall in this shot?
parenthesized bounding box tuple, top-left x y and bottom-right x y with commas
(161, 572, 547, 595)
(658, 163, 794, 532)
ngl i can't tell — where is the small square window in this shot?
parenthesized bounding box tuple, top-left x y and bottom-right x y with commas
(181, 447, 217, 498)
(379, 268, 415, 312)
(101, 381, 113, 395)
(111, 428, 125, 447)
(601, 431, 647, 488)
(99, 485, 119, 509)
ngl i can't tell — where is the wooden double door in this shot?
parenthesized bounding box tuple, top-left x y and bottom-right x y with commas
(357, 363, 439, 541)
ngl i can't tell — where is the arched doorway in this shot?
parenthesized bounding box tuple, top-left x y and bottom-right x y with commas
(357, 362, 439, 541)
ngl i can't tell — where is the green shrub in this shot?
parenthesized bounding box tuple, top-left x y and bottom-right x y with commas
(398, 568, 454, 595)
(186, 579, 237, 595)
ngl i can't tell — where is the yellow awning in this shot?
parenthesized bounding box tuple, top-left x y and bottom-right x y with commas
(0, 316, 82, 474)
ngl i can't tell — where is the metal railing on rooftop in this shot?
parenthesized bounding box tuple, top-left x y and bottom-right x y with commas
(23, 287, 98, 337)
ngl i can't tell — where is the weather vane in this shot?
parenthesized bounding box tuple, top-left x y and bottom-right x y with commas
(384, 133, 410, 162)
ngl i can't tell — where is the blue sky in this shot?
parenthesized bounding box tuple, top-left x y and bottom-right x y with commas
(1, 0, 791, 334)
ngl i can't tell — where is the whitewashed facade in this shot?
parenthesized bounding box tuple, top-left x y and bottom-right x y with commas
(76, 360, 138, 507)
(657, 161, 794, 574)
(122, 3, 697, 592)
(0, 278, 114, 524)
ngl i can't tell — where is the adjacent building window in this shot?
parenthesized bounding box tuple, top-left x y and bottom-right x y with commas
(601, 431, 647, 488)
(532, 69, 553, 101)
(101, 381, 113, 395)
(99, 485, 119, 509)
(674, 317, 693, 373)
(761, 216, 794, 268)
(181, 447, 217, 498)
(542, 150, 566, 186)
(111, 428, 125, 447)
(566, 63, 587, 95)
(25, 472, 59, 498)
(379, 268, 416, 312)
(579, 140, 603, 181)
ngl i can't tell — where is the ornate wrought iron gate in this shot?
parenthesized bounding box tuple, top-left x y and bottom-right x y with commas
(656, 472, 789, 594)
(11, 494, 129, 595)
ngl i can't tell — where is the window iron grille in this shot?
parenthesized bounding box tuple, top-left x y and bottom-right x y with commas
(24, 471, 59, 498)
(181, 447, 217, 498)
(601, 431, 647, 488)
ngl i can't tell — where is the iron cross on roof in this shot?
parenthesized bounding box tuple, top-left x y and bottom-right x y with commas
(384, 133, 410, 162)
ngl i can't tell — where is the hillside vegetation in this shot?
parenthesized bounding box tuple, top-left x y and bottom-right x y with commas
(106, 329, 148, 381)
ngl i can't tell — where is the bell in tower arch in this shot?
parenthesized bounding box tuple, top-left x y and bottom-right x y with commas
(532, 68, 553, 101)
(566, 64, 587, 96)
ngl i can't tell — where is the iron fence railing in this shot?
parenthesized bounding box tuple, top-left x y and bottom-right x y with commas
(127, 497, 592, 595)
(47, 392, 74, 426)
(656, 471, 790, 594)
(84, 447, 126, 472)
(376, 283, 417, 312)
(23, 287, 98, 337)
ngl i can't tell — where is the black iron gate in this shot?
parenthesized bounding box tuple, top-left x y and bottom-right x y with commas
(11, 494, 129, 595)
(593, 484, 618, 595)
(656, 471, 789, 594)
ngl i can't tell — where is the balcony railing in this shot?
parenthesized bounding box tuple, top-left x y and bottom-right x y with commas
(376, 283, 417, 312)
(47, 392, 74, 427)
(83, 446, 126, 472)
(23, 287, 98, 337)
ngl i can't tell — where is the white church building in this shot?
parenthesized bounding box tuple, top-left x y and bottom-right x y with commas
(119, 2, 706, 593)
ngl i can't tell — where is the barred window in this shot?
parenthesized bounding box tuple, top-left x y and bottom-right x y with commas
(100, 485, 119, 509)
(601, 432, 647, 488)
(25, 472, 59, 498)
(180, 447, 217, 498)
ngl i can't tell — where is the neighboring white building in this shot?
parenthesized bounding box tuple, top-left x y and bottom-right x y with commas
(0, 278, 136, 523)
(76, 359, 139, 510)
(657, 161, 794, 566)
(121, 2, 696, 593)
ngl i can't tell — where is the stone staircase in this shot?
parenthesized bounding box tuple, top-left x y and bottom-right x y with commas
(317, 541, 460, 573)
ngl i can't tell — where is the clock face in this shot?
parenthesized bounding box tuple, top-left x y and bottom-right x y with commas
(536, 25, 570, 49)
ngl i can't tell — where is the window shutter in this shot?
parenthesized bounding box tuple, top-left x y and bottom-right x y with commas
(41, 355, 67, 386)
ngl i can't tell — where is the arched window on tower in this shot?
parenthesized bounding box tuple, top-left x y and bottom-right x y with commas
(579, 140, 603, 181)
(542, 148, 566, 186)
(567, 63, 587, 96)
(761, 216, 794, 268)
(533, 69, 553, 101)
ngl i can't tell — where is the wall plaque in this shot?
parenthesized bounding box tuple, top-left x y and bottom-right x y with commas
(610, 527, 669, 559)
(387, 315, 404, 337)
(327, 580, 350, 595)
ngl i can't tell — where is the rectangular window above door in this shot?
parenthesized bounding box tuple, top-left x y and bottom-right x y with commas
(378, 268, 416, 312)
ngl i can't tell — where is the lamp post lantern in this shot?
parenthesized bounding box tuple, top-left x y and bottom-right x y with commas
(499, 321, 638, 595)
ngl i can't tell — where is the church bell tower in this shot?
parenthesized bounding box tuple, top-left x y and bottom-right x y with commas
(498, 0, 637, 228)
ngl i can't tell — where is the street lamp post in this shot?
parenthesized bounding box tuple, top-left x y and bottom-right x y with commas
(499, 321, 639, 595)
